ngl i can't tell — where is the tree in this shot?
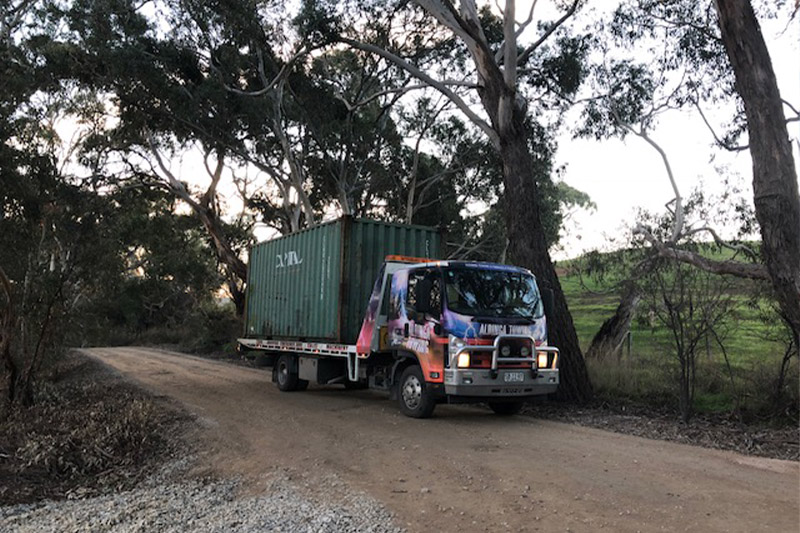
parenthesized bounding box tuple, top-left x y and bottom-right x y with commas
(0, 0, 227, 406)
(90, 187, 224, 339)
(341, 0, 594, 401)
(715, 0, 800, 349)
(641, 260, 735, 423)
(580, 0, 799, 347)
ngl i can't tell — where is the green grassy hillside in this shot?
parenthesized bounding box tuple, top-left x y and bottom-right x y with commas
(557, 249, 796, 418)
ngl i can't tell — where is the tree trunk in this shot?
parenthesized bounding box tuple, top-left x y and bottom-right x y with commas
(345, 2, 594, 401)
(772, 339, 797, 414)
(227, 279, 246, 316)
(196, 206, 247, 283)
(466, 35, 593, 402)
(499, 122, 593, 403)
(587, 281, 640, 360)
(679, 362, 691, 423)
(715, 0, 800, 347)
(193, 204, 249, 316)
(0, 266, 18, 408)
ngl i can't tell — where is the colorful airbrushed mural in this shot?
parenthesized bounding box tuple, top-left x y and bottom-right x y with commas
(356, 261, 548, 381)
(355, 265, 385, 355)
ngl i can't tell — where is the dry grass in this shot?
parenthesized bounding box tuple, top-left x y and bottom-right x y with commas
(0, 352, 190, 505)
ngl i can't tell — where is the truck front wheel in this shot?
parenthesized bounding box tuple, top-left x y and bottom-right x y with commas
(397, 365, 436, 418)
(276, 354, 308, 391)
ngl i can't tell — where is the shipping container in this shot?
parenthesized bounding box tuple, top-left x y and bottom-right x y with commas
(244, 217, 441, 343)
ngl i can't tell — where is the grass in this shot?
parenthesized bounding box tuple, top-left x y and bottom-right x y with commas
(558, 248, 798, 420)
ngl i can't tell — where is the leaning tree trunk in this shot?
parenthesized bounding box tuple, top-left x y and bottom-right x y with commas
(194, 204, 249, 316)
(586, 281, 640, 360)
(716, 0, 800, 347)
(499, 120, 593, 403)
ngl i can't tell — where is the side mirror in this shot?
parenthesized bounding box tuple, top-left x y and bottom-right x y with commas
(415, 278, 432, 314)
(542, 288, 554, 320)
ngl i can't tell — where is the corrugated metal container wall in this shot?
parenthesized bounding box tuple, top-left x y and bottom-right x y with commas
(244, 217, 441, 344)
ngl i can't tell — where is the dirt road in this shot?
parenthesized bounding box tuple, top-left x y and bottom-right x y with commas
(82, 347, 798, 533)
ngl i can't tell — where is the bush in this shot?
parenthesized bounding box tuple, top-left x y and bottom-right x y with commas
(182, 302, 242, 355)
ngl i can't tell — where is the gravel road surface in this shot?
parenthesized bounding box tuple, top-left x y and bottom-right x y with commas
(31, 347, 799, 533)
(2, 466, 402, 532)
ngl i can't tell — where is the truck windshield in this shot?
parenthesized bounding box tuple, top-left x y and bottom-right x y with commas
(443, 268, 544, 319)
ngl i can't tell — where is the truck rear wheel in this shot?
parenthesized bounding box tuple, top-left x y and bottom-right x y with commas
(397, 365, 436, 418)
(276, 354, 307, 391)
(488, 401, 523, 416)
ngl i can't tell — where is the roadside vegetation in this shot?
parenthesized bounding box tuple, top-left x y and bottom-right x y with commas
(0, 352, 189, 505)
(560, 246, 798, 424)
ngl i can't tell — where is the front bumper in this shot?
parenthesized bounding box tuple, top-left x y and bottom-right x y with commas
(443, 368, 559, 397)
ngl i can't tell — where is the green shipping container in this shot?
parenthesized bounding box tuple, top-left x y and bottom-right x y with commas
(243, 217, 441, 344)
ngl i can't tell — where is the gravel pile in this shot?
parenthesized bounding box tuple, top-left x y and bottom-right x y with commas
(1, 462, 404, 533)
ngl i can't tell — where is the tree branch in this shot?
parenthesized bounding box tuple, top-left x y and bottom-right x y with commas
(694, 100, 749, 152)
(503, 0, 518, 90)
(782, 98, 799, 116)
(340, 37, 500, 147)
(146, 134, 201, 210)
(517, 0, 580, 66)
(681, 225, 760, 261)
(610, 108, 684, 242)
(634, 224, 769, 281)
(218, 45, 309, 97)
(495, 0, 539, 63)
(335, 81, 476, 111)
(414, 0, 481, 50)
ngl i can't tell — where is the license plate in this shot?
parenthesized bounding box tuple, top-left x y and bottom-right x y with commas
(504, 372, 525, 383)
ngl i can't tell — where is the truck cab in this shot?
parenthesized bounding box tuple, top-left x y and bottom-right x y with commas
(356, 258, 559, 417)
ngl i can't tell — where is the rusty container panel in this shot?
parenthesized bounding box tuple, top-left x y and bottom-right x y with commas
(244, 217, 441, 344)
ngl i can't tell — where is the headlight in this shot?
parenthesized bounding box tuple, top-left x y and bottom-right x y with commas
(537, 352, 549, 369)
(449, 335, 467, 366)
(500, 345, 512, 357)
(457, 352, 471, 368)
(520, 345, 531, 357)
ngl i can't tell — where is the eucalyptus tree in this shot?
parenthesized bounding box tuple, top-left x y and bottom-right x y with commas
(59, 0, 431, 282)
(576, 0, 799, 348)
(334, 0, 595, 400)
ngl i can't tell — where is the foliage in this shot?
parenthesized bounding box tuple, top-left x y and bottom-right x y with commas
(1, 2, 227, 402)
(639, 260, 736, 423)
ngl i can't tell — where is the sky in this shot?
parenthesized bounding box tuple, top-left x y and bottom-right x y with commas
(546, 3, 800, 259)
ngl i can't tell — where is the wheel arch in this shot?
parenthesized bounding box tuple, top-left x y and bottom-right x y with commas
(389, 350, 420, 400)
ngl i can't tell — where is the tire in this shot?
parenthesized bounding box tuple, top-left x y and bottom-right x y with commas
(397, 365, 436, 418)
(276, 354, 301, 392)
(488, 401, 523, 416)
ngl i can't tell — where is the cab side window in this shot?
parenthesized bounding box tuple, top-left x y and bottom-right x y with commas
(380, 273, 393, 317)
(406, 269, 441, 323)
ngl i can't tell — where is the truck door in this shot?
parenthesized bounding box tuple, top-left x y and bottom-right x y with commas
(401, 268, 446, 382)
